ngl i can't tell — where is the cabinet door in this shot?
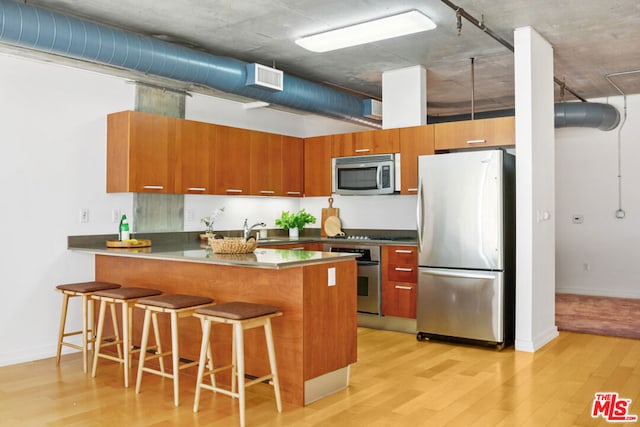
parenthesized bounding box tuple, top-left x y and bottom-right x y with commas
(107, 110, 176, 193)
(250, 131, 283, 196)
(381, 281, 417, 319)
(176, 119, 215, 194)
(434, 116, 515, 150)
(333, 129, 400, 157)
(282, 136, 303, 197)
(214, 125, 251, 195)
(399, 125, 434, 194)
(304, 135, 332, 196)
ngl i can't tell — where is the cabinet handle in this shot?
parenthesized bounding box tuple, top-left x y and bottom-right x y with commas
(354, 148, 371, 153)
(187, 187, 206, 192)
(407, 188, 418, 192)
(394, 249, 414, 254)
(260, 190, 275, 194)
(226, 189, 243, 193)
(290, 246, 305, 250)
(394, 285, 413, 290)
(395, 267, 413, 272)
(287, 191, 301, 195)
(143, 185, 164, 190)
(466, 139, 487, 144)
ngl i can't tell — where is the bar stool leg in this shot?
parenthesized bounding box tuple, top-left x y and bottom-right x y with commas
(264, 318, 282, 412)
(193, 318, 212, 412)
(135, 309, 153, 394)
(170, 311, 181, 407)
(122, 301, 131, 387)
(80, 294, 90, 373)
(55, 293, 70, 368)
(91, 299, 107, 378)
(109, 303, 123, 361)
(234, 323, 246, 427)
(151, 312, 165, 373)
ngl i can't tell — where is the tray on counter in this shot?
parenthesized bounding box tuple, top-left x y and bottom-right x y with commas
(106, 239, 152, 248)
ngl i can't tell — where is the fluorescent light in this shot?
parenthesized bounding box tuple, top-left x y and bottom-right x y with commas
(295, 10, 436, 53)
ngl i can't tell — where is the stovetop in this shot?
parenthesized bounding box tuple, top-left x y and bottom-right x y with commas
(326, 235, 414, 241)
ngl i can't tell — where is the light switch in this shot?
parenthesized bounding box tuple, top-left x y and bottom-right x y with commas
(328, 267, 336, 286)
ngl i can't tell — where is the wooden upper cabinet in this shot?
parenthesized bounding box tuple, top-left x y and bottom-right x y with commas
(398, 125, 434, 195)
(282, 136, 304, 197)
(250, 131, 283, 196)
(175, 118, 215, 194)
(434, 116, 515, 150)
(332, 128, 400, 157)
(214, 125, 251, 195)
(304, 135, 333, 197)
(107, 110, 176, 193)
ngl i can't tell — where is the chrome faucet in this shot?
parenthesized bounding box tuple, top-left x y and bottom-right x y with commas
(243, 218, 266, 240)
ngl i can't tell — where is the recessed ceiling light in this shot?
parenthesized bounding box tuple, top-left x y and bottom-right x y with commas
(295, 10, 437, 53)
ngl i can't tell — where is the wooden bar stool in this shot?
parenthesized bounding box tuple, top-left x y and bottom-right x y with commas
(55, 281, 122, 373)
(91, 287, 162, 387)
(134, 294, 214, 406)
(193, 302, 283, 427)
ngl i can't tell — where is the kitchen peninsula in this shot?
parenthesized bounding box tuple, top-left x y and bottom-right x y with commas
(68, 237, 358, 407)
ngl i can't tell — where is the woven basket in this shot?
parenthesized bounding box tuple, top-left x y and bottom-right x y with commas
(209, 237, 257, 254)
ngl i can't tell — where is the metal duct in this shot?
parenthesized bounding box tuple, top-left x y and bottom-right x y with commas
(554, 102, 620, 131)
(0, 0, 380, 127)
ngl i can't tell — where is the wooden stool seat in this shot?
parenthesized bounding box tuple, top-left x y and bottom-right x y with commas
(193, 302, 283, 427)
(135, 294, 214, 406)
(55, 281, 121, 373)
(91, 287, 162, 387)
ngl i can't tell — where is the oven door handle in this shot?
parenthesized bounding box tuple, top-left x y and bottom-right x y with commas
(357, 260, 380, 266)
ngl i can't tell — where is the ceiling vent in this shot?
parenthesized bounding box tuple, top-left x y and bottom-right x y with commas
(363, 99, 382, 120)
(246, 63, 284, 91)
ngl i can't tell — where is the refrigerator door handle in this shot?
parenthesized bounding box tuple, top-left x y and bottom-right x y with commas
(417, 178, 424, 249)
(420, 269, 497, 281)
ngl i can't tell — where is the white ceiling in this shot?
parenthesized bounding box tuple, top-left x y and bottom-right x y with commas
(13, 0, 640, 119)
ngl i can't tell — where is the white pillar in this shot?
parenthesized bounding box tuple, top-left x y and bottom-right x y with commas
(514, 27, 559, 352)
(381, 65, 426, 129)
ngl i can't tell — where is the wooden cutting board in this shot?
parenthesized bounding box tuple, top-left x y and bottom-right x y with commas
(106, 239, 152, 248)
(324, 215, 345, 237)
(321, 197, 339, 237)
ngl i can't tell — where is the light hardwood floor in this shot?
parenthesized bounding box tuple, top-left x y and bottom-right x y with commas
(2, 328, 639, 426)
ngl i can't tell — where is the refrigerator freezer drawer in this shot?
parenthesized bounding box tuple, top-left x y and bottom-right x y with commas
(417, 268, 504, 343)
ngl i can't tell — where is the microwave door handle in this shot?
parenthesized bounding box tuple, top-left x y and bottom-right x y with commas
(376, 166, 382, 189)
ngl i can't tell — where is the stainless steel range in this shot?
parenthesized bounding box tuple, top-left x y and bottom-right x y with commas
(323, 242, 381, 315)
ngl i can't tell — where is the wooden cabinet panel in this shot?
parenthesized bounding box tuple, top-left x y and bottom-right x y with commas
(304, 135, 332, 196)
(332, 129, 400, 157)
(399, 125, 434, 194)
(250, 131, 283, 196)
(176, 118, 215, 194)
(434, 116, 515, 150)
(214, 125, 251, 195)
(282, 136, 303, 197)
(107, 110, 177, 193)
(381, 245, 418, 319)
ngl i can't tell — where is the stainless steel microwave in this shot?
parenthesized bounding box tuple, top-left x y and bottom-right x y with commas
(332, 153, 399, 195)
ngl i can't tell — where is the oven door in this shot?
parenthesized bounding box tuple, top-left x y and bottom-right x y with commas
(357, 260, 381, 315)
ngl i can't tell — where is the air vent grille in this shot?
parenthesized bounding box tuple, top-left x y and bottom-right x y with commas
(246, 63, 284, 91)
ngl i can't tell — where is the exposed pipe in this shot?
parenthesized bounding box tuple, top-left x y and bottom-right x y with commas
(470, 57, 475, 120)
(440, 0, 588, 103)
(0, 0, 381, 128)
(554, 102, 620, 131)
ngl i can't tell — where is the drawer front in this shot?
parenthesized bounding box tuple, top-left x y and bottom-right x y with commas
(381, 281, 416, 319)
(387, 246, 417, 265)
(388, 264, 417, 282)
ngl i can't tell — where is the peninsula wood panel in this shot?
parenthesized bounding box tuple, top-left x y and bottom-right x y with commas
(94, 255, 357, 407)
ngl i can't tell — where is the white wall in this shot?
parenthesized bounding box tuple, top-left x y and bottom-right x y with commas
(555, 94, 640, 299)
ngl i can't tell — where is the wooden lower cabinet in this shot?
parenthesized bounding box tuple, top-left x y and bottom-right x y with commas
(381, 245, 418, 319)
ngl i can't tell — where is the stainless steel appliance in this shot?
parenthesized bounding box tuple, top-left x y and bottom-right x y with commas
(332, 154, 399, 195)
(323, 243, 381, 315)
(416, 149, 515, 347)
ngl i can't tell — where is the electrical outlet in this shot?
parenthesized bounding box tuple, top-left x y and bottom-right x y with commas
(328, 267, 336, 286)
(80, 208, 89, 223)
(112, 209, 121, 223)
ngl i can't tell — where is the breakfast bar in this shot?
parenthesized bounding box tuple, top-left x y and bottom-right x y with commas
(69, 243, 358, 407)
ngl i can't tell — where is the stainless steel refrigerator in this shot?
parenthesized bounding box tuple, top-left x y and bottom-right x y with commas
(416, 149, 515, 347)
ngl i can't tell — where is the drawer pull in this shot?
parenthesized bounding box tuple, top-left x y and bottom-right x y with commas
(395, 267, 413, 272)
(287, 191, 301, 195)
(143, 185, 164, 190)
(260, 190, 275, 194)
(354, 148, 371, 153)
(394, 285, 413, 290)
(187, 187, 206, 192)
(394, 249, 414, 254)
(407, 188, 418, 192)
(466, 139, 487, 144)
(290, 247, 305, 250)
(226, 189, 243, 193)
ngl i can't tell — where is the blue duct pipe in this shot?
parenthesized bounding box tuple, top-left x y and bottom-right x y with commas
(0, 0, 381, 127)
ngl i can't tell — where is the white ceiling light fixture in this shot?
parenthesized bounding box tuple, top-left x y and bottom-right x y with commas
(295, 10, 436, 53)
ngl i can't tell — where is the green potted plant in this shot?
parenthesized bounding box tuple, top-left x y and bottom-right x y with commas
(275, 209, 316, 239)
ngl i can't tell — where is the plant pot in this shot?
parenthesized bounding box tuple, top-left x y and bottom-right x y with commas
(288, 228, 299, 239)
